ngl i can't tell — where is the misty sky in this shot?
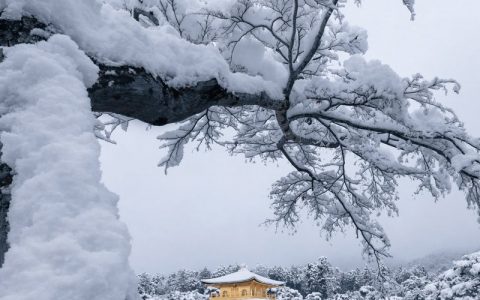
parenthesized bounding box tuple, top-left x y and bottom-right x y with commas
(100, 0, 480, 274)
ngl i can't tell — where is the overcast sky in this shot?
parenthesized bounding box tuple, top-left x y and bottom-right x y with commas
(100, 0, 480, 274)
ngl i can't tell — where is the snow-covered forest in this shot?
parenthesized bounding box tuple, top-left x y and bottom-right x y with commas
(0, 0, 479, 299)
(137, 251, 480, 300)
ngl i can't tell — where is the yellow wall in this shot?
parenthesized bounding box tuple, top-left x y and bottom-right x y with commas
(208, 280, 276, 300)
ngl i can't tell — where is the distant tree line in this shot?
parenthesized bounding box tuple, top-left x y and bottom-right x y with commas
(137, 251, 480, 300)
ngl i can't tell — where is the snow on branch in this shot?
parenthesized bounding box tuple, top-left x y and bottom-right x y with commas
(153, 0, 480, 267)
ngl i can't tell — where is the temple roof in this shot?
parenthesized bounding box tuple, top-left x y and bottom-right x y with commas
(201, 268, 285, 286)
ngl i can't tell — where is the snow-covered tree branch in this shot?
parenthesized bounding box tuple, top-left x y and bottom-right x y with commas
(0, 0, 478, 299)
(154, 0, 479, 263)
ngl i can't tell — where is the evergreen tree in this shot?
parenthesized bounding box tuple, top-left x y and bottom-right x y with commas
(168, 270, 202, 292)
(198, 267, 212, 280)
(275, 287, 303, 300)
(152, 274, 167, 295)
(138, 273, 155, 298)
(302, 257, 337, 299)
(212, 264, 241, 278)
(285, 266, 305, 294)
(338, 268, 362, 294)
(401, 275, 429, 300)
(424, 251, 480, 299)
(268, 266, 290, 283)
(252, 264, 268, 277)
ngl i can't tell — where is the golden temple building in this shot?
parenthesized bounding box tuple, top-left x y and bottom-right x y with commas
(201, 268, 285, 300)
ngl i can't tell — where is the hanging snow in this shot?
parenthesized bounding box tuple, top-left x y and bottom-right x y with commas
(0, 35, 137, 300)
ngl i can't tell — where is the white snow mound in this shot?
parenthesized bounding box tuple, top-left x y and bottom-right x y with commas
(0, 0, 283, 99)
(0, 35, 137, 300)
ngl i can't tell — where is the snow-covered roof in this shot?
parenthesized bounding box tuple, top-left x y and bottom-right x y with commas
(201, 268, 285, 286)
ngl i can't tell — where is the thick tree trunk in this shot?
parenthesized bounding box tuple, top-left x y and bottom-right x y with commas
(89, 65, 279, 125)
(1, 17, 279, 126)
